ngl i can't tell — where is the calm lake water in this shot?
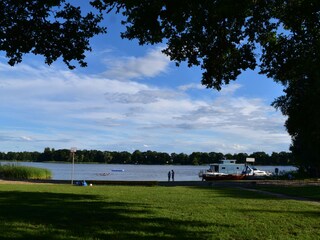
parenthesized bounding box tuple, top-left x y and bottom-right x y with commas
(0, 161, 297, 181)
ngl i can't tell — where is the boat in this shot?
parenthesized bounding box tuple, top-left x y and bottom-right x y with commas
(242, 165, 272, 179)
(96, 172, 110, 176)
(199, 159, 246, 181)
(199, 158, 271, 181)
(200, 171, 246, 181)
(111, 169, 125, 172)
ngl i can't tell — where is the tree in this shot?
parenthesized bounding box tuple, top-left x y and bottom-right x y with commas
(273, 78, 320, 176)
(171, 152, 189, 165)
(111, 151, 131, 164)
(0, 0, 105, 69)
(103, 151, 113, 163)
(232, 153, 249, 164)
(2, 1, 319, 176)
(271, 151, 293, 165)
(259, 1, 320, 176)
(250, 152, 270, 165)
(189, 152, 202, 165)
(208, 152, 224, 163)
(52, 149, 69, 162)
(39, 147, 54, 162)
(131, 150, 143, 164)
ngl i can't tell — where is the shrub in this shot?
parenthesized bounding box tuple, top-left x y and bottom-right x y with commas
(0, 164, 52, 180)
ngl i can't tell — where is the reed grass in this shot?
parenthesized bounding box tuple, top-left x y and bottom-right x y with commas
(0, 164, 51, 180)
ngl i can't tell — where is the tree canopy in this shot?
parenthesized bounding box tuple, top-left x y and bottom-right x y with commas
(0, 148, 293, 166)
(1, 0, 319, 176)
(0, 0, 105, 69)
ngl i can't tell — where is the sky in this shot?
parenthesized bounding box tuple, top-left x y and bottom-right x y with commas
(0, 7, 291, 154)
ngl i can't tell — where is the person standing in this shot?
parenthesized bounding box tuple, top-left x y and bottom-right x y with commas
(168, 171, 171, 181)
(171, 170, 175, 181)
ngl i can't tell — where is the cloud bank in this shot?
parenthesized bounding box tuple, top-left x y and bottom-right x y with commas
(0, 48, 290, 153)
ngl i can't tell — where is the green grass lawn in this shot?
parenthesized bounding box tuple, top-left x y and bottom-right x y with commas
(253, 185, 320, 201)
(0, 184, 319, 240)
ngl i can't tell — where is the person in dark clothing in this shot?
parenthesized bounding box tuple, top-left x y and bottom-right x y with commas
(168, 171, 171, 181)
(171, 170, 175, 181)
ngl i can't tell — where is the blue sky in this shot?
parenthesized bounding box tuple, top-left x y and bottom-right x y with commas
(0, 8, 290, 154)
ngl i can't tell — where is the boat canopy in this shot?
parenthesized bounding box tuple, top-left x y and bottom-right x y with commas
(209, 160, 245, 174)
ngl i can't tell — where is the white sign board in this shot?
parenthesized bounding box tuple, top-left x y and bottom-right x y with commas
(246, 158, 255, 163)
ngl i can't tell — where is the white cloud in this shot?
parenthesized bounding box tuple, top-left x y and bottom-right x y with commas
(178, 82, 241, 94)
(21, 136, 32, 141)
(178, 83, 205, 91)
(220, 83, 242, 95)
(0, 47, 290, 154)
(102, 47, 170, 80)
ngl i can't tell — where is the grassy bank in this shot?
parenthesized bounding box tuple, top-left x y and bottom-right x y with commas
(0, 164, 51, 180)
(0, 184, 319, 239)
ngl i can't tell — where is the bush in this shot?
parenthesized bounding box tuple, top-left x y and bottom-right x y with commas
(0, 164, 52, 180)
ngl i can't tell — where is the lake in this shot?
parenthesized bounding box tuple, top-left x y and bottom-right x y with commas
(0, 161, 297, 181)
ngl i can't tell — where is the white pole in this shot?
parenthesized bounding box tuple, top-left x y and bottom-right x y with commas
(71, 152, 74, 184)
(71, 147, 77, 185)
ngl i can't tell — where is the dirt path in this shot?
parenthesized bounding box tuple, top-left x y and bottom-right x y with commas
(0, 179, 52, 185)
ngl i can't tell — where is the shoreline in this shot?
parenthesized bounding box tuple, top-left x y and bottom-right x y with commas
(1, 179, 319, 186)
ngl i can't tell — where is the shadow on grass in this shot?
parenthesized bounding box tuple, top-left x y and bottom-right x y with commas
(0, 190, 226, 240)
(234, 208, 320, 218)
(209, 185, 320, 203)
(251, 185, 320, 201)
(185, 185, 276, 200)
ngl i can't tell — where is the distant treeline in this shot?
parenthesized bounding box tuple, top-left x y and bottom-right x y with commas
(0, 147, 294, 166)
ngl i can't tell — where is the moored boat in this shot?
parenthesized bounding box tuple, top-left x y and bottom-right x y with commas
(242, 165, 272, 179)
(199, 158, 271, 181)
(111, 169, 125, 172)
(201, 172, 246, 181)
(199, 159, 245, 181)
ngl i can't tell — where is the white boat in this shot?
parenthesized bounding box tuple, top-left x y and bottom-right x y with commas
(199, 159, 246, 181)
(199, 158, 271, 181)
(242, 165, 272, 178)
